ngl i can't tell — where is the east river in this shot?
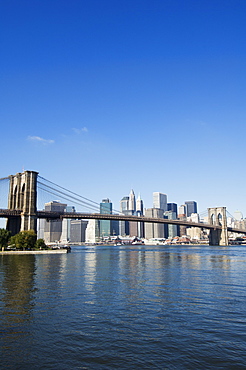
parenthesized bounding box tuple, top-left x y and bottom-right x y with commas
(1, 245, 246, 369)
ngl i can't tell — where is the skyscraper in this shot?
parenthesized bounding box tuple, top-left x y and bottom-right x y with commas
(128, 189, 136, 212)
(153, 192, 167, 212)
(185, 201, 198, 216)
(100, 198, 112, 238)
(164, 211, 178, 238)
(43, 201, 67, 243)
(178, 204, 186, 216)
(120, 196, 129, 212)
(136, 193, 144, 215)
(145, 208, 164, 239)
(167, 203, 178, 216)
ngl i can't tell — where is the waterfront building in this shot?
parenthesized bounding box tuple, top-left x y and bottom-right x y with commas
(100, 198, 112, 238)
(43, 201, 67, 243)
(185, 201, 197, 216)
(70, 220, 88, 243)
(164, 211, 178, 239)
(145, 208, 164, 239)
(37, 218, 45, 239)
(153, 192, 167, 212)
(85, 219, 100, 243)
(111, 219, 120, 237)
(178, 213, 187, 237)
(186, 213, 201, 240)
(136, 194, 144, 238)
(60, 205, 76, 243)
(120, 196, 129, 236)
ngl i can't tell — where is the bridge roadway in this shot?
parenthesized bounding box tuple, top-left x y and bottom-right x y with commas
(1, 209, 246, 235)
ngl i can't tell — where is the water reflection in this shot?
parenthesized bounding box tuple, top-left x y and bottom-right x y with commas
(0, 254, 36, 364)
(1, 245, 246, 369)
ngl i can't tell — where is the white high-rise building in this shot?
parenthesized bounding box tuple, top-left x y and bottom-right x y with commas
(128, 189, 136, 212)
(85, 219, 100, 243)
(234, 210, 243, 221)
(136, 193, 144, 215)
(178, 204, 186, 216)
(153, 192, 167, 212)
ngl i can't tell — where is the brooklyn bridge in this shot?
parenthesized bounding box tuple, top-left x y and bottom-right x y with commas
(1, 170, 245, 246)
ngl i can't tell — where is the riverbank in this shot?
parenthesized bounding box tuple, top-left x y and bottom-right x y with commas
(0, 249, 69, 255)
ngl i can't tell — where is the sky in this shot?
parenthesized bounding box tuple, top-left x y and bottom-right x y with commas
(1, 0, 246, 216)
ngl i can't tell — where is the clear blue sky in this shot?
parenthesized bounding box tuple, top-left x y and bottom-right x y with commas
(1, 0, 246, 216)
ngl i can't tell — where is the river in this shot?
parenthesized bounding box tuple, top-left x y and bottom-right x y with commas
(1, 244, 246, 369)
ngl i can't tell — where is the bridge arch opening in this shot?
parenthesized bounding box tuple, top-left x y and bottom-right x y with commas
(13, 185, 18, 209)
(20, 183, 25, 210)
(211, 214, 215, 225)
(218, 213, 222, 226)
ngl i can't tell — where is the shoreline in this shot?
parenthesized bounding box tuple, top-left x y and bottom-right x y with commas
(0, 249, 69, 255)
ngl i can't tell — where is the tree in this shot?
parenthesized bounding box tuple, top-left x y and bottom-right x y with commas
(35, 238, 46, 249)
(10, 230, 37, 250)
(0, 228, 11, 250)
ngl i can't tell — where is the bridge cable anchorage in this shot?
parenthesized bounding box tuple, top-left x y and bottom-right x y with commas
(37, 176, 121, 214)
(37, 185, 101, 213)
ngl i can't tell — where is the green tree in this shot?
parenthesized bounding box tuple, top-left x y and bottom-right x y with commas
(35, 238, 46, 249)
(10, 230, 37, 250)
(0, 228, 11, 250)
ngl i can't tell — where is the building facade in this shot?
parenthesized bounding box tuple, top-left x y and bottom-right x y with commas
(145, 208, 164, 239)
(185, 201, 198, 216)
(153, 192, 167, 212)
(100, 198, 113, 238)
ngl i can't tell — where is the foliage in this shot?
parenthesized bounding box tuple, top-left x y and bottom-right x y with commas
(10, 230, 37, 250)
(35, 238, 46, 249)
(0, 228, 11, 249)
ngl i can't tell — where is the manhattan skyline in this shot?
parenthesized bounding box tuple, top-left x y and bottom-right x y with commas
(1, 1, 246, 216)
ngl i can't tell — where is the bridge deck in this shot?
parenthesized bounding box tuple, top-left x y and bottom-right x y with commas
(1, 208, 246, 234)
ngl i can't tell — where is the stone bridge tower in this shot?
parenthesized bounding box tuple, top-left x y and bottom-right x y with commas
(207, 207, 228, 246)
(7, 170, 38, 235)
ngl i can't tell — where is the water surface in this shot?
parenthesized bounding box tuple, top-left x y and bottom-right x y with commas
(1, 245, 246, 369)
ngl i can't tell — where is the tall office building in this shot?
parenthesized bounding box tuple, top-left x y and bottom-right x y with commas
(167, 203, 178, 216)
(136, 194, 144, 238)
(128, 189, 136, 212)
(164, 211, 178, 239)
(60, 205, 76, 243)
(43, 201, 67, 243)
(100, 198, 112, 238)
(178, 204, 186, 216)
(120, 195, 130, 237)
(120, 196, 129, 212)
(153, 192, 167, 212)
(234, 210, 243, 221)
(185, 201, 197, 216)
(70, 220, 88, 243)
(136, 193, 144, 215)
(85, 219, 100, 243)
(145, 208, 164, 239)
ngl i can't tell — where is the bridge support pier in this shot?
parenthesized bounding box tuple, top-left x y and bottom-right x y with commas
(7, 171, 38, 235)
(208, 207, 228, 246)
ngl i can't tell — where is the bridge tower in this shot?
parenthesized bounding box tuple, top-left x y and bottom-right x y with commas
(207, 207, 228, 246)
(7, 171, 38, 235)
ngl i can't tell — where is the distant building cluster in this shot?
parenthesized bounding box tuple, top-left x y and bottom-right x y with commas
(37, 191, 245, 245)
(38, 190, 203, 244)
